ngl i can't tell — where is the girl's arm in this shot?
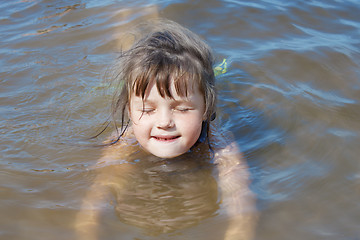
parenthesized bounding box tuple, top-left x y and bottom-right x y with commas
(75, 140, 134, 240)
(74, 172, 111, 240)
(213, 135, 257, 240)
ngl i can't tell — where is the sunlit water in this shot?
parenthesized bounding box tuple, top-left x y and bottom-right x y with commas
(1, 0, 360, 239)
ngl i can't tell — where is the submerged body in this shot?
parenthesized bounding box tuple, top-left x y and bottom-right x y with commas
(75, 127, 256, 239)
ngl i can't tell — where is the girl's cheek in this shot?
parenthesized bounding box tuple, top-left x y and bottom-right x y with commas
(134, 115, 152, 126)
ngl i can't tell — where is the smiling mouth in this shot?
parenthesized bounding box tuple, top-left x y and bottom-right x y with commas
(152, 135, 180, 142)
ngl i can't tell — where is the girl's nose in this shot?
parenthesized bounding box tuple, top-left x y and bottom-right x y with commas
(156, 110, 174, 129)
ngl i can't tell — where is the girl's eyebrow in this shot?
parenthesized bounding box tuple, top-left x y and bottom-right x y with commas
(172, 99, 193, 105)
(132, 93, 196, 105)
(131, 97, 153, 104)
(169, 99, 197, 108)
(137, 96, 194, 104)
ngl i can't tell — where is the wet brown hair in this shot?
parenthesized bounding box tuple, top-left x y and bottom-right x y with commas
(106, 19, 216, 144)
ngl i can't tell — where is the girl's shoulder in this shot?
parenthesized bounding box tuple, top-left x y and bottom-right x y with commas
(209, 125, 247, 168)
(97, 126, 139, 165)
(209, 125, 236, 150)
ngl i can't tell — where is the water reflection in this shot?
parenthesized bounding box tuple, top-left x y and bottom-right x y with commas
(110, 152, 219, 235)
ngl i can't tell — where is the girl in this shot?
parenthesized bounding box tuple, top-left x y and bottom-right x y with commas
(75, 19, 256, 240)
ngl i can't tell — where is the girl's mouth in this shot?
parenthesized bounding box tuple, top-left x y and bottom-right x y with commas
(152, 135, 180, 142)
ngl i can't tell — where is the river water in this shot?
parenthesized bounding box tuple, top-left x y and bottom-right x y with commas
(1, 0, 360, 239)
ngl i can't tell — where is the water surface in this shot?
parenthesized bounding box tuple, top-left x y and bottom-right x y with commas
(1, 0, 360, 239)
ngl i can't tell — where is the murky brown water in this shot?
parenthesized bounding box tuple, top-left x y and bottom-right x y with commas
(1, 0, 360, 239)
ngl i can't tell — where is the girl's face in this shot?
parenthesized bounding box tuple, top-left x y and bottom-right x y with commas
(129, 82, 205, 158)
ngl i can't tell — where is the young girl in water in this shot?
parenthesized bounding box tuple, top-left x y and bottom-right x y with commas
(75, 19, 256, 240)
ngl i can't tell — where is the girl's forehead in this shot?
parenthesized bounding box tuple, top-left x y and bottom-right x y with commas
(132, 80, 202, 101)
(131, 77, 203, 100)
(129, 60, 204, 99)
(130, 81, 205, 111)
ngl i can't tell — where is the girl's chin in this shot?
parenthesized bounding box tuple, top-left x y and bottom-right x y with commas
(150, 152, 183, 159)
(144, 148, 186, 159)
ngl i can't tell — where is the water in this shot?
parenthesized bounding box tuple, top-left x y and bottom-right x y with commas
(1, 0, 360, 239)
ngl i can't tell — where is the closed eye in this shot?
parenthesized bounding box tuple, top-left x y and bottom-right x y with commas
(141, 108, 155, 114)
(175, 107, 193, 112)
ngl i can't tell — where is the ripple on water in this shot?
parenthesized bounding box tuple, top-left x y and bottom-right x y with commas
(1, 0, 360, 239)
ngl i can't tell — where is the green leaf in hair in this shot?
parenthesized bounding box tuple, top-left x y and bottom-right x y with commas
(214, 58, 227, 76)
